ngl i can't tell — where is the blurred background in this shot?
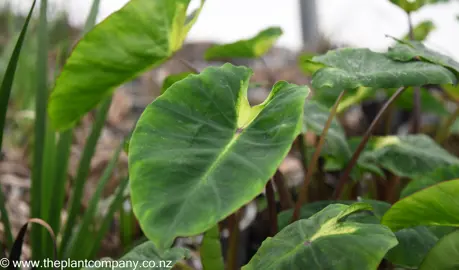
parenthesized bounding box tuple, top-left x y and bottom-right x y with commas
(1, 0, 459, 267)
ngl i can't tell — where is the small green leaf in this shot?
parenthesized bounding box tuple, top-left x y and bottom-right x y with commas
(401, 165, 459, 198)
(129, 64, 309, 250)
(311, 48, 455, 91)
(204, 27, 282, 60)
(387, 39, 459, 77)
(419, 230, 459, 270)
(298, 52, 326, 76)
(83, 241, 190, 270)
(245, 203, 397, 270)
(382, 180, 459, 231)
(161, 72, 193, 94)
(403, 20, 435, 41)
(364, 135, 459, 178)
(310, 87, 377, 114)
(390, 0, 448, 12)
(200, 225, 224, 270)
(48, 0, 204, 130)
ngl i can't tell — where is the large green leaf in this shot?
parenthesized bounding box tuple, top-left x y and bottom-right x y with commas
(277, 200, 451, 269)
(244, 203, 397, 270)
(387, 39, 459, 77)
(48, 0, 204, 130)
(364, 135, 459, 178)
(129, 64, 309, 250)
(419, 230, 459, 270)
(382, 180, 459, 231)
(401, 165, 459, 198)
(390, 0, 449, 12)
(204, 27, 282, 60)
(311, 48, 455, 91)
(83, 241, 189, 270)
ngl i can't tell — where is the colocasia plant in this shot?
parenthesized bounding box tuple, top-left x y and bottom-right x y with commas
(2, 0, 459, 269)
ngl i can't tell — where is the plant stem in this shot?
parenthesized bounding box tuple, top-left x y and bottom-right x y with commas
(226, 213, 240, 270)
(407, 11, 421, 133)
(435, 105, 459, 144)
(179, 58, 200, 74)
(333, 87, 407, 199)
(291, 90, 346, 222)
(266, 179, 278, 236)
(385, 174, 401, 204)
(272, 170, 294, 210)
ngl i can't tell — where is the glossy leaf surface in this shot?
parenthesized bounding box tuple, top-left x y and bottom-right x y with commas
(129, 64, 309, 249)
(245, 203, 397, 270)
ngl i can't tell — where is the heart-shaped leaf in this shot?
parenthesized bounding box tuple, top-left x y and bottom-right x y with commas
(48, 0, 204, 130)
(245, 203, 397, 270)
(382, 180, 459, 231)
(83, 241, 189, 270)
(402, 165, 459, 198)
(419, 230, 459, 270)
(129, 63, 309, 250)
(390, 0, 448, 12)
(364, 135, 459, 178)
(204, 27, 282, 60)
(311, 48, 455, 91)
(387, 39, 459, 77)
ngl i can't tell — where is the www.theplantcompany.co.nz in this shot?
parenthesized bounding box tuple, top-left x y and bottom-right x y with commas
(0, 257, 174, 269)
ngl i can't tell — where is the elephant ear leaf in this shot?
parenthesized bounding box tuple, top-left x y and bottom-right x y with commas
(204, 27, 283, 60)
(129, 63, 309, 250)
(310, 48, 455, 92)
(243, 203, 397, 270)
(387, 38, 459, 77)
(48, 0, 205, 130)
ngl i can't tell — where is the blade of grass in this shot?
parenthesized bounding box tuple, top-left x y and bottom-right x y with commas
(0, 0, 36, 249)
(59, 96, 112, 257)
(65, 140, 124, 259)
(291, 90, 346, 222)
(120, 200, 134, 250)
(31, 0, 49, 261)
(83, 0, 101, 35)
(88, 176, 129, 259)
(333, 87, 407, 199)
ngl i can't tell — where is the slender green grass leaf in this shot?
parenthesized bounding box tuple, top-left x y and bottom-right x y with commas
(31, 0, 49, 260)
(204, 27, 282, 60)
(65, 140, 124, 259)
(88, 176, 129, 259)
(244, 203, 397, 270)
(129, 63, 309, 250)
(311, 48, 456, 92)
(382, 180, 459, 231)
(83, 241, 190, 270)
(0, 0, 36, 249)
(387, 38, 459, 77)
(59, 96, 112, 257)
(364, 135, 459, 178)
(401, 165, 459, 198)
(200, 225, 224, 270)
(48, 0, 205, 130)
(419, 229, 459, 270)
(83, 0, 101, 35)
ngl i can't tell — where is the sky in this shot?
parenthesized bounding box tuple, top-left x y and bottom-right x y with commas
(3, 0, 459, 59)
